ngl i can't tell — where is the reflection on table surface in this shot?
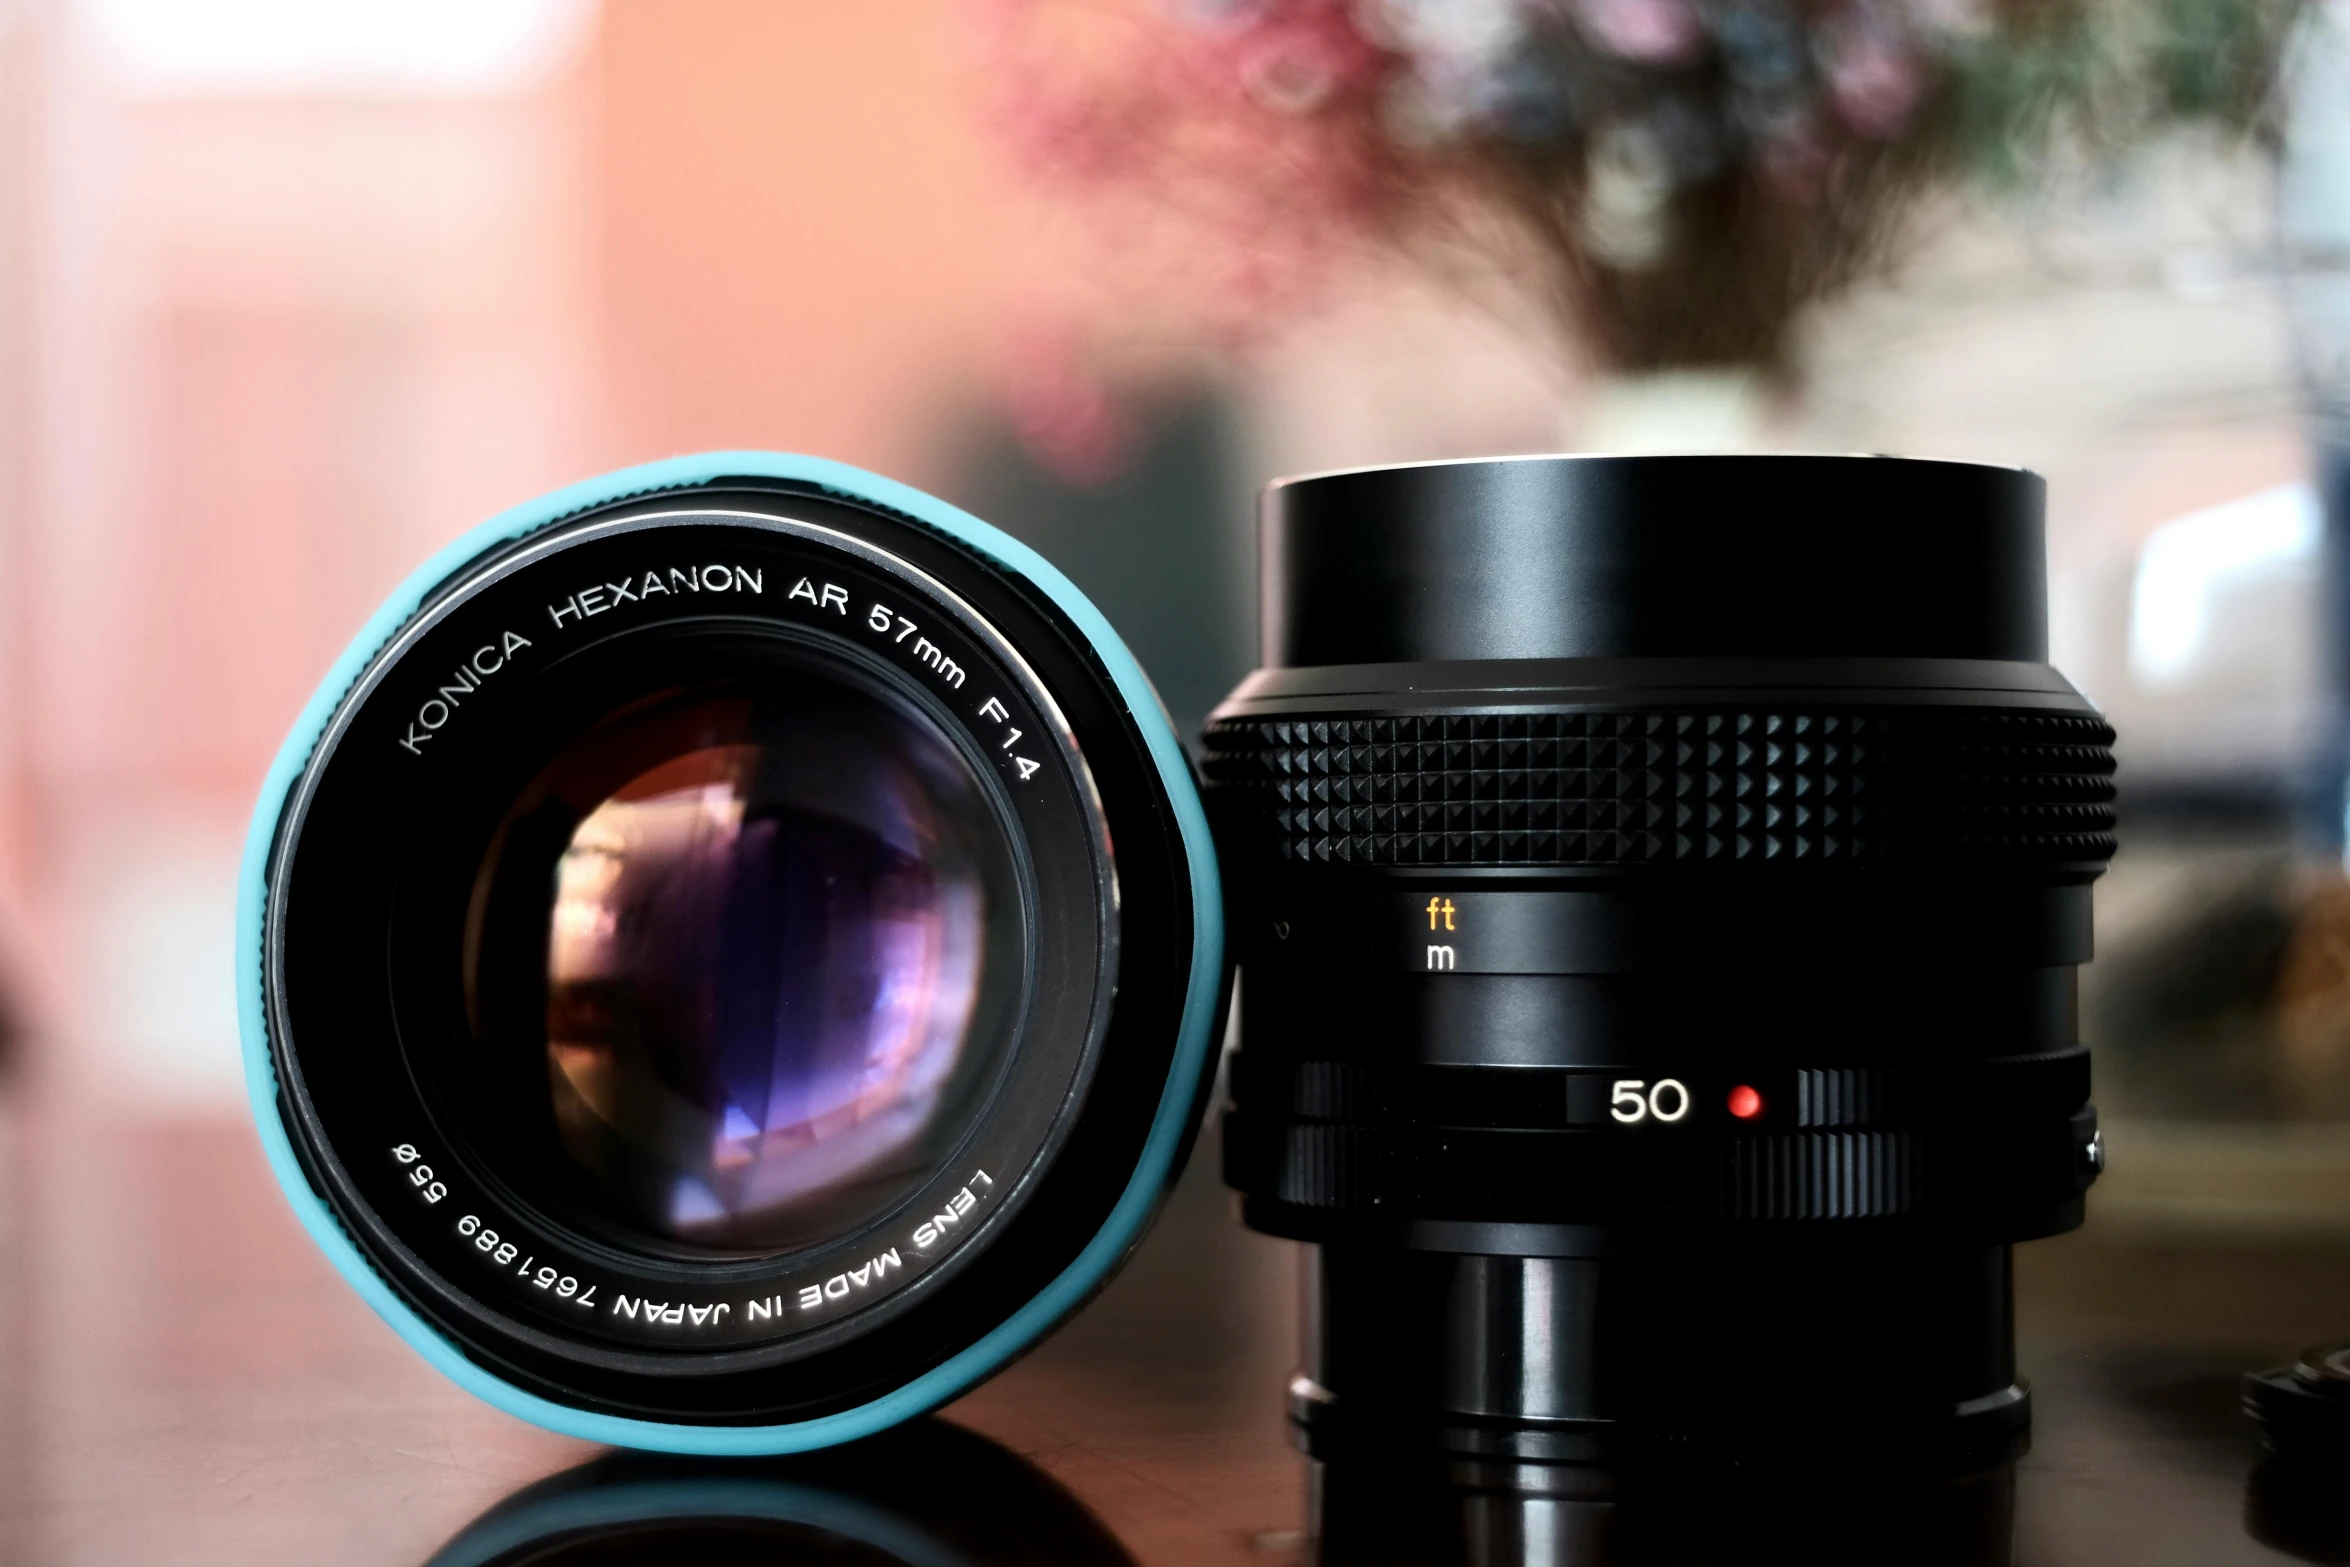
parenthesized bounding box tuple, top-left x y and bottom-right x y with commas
(1, 1094, 2346, 1565)
(421, 1427, 2024, 1567)
(421, 1424, 1140, 1567)
(407, 1437, 2350, 1567)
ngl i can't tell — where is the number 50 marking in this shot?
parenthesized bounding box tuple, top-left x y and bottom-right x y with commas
(1610, 1079, 1691, 1124)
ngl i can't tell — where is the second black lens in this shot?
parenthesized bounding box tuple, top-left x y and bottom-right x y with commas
(1204, 454, 2116, 1476)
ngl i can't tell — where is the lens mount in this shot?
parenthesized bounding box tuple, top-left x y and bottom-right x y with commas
(241, 454, 1226, 1453)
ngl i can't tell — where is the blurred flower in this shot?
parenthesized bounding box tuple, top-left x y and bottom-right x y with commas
(984, 0, 2309, 378)
(1369, 0, 1533, 138)
(998, 329, 1144, 487)
(1711, 0, 1807, 90)
(1576, 0, 1705, 64)
(1580, 119, 1676, 267)
(1818, 14, 1931, 139)
(1210, 0, 1390, 112)
(1908, 0, 1996, 44)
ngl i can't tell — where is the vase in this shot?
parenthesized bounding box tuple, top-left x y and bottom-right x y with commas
(1569, 365, 1773, 453)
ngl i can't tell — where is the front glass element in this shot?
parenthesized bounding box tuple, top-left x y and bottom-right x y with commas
(468, 668, 1025, 1254)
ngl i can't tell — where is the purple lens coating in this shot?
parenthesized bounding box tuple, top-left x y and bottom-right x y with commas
(478, 677, 1020, 1253)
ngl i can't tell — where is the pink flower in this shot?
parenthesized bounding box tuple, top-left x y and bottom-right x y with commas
(999, 329, 1142, 486)
(1824, 27, 1929, 139)
(1194, 0, 1395, 114)
(1576, 0, 1706, 65)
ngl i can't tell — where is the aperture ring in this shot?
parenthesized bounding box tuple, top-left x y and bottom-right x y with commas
(1201, 707, 2115, 870)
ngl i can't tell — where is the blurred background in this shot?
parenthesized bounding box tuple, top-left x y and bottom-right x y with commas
(0, 1, 2348, 1562)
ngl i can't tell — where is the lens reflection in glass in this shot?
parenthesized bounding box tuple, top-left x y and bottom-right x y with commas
(476, 672, 1021, 1254)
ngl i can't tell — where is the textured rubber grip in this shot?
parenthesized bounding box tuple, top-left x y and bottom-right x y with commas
(1201, 707, 2116, 871)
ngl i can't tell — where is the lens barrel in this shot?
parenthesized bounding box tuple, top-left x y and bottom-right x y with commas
(1203, 455, 2114, 1473)
(241, 453, 1226, 1454)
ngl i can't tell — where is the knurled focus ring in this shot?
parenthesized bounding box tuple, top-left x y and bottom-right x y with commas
(1200, 708, 2115, 870)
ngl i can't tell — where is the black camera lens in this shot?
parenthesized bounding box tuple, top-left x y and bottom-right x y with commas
(241, 455, 1227, 1453)
(1203, 455, 2115, 1474)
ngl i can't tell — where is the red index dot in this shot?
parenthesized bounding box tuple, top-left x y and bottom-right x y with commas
(1727, 1085, 1764, 1120)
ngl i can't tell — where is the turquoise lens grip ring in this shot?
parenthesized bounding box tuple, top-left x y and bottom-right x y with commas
(240, 452, 1226, 1453)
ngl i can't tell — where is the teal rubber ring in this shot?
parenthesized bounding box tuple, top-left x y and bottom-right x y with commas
(238, 452, 1225, 1454)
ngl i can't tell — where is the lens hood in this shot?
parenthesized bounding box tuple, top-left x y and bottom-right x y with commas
(239, 453, 1226, 1454)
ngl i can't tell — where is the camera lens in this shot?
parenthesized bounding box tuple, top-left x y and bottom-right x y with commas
(1204, 455, 2115, 1474)
(242, 454, 1226, 1453)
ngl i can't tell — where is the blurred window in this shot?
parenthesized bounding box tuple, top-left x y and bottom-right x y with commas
(2128, 484, 2321, 694)
(83, 0, 595, 97)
